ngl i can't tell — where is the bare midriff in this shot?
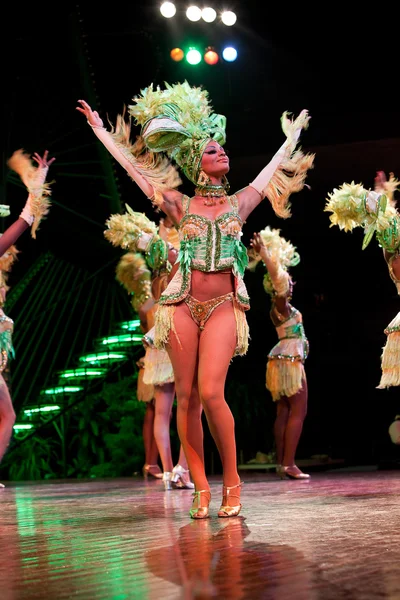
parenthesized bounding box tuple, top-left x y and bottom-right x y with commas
(169, 264, 234, 301)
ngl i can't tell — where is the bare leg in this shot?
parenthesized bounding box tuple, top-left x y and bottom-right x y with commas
(176, 384, 203, 471)
(282, 378, 308, 467)
(197, 301, 241, 506)
(273, 398, 290, 465)
(142, 400, 160, 469)
(153, 382, 175, 473)
(0, 375, 16, 464)
(167, 304, 206, 497)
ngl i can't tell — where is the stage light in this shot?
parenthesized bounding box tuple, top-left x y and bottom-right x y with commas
(118, 319, 141, 331)
(221, 10, 237, 26)
(222, 46, 238, 62)
(204, 47, 219, 65)
(160, 2, 176, 18)
(186, 47, 202, 65)
(186, 6, 202, 21)
(24, 405, 61, 415)
(202, 7, 216, 22)
(170, 47, 184, 62)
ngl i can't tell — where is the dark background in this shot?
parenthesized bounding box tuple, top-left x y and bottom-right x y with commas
(2, 1, 400, 469)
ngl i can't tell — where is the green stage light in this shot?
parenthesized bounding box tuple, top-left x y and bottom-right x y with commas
(118, 319, 141, 331)
(13, 423, 34, 431)
(58, 368, 107, 380)
(23, 405, 61, 415)
(40, 386, 83, 395)
(186, 48, 202, 65)
(99, 333, 143, 348)
(78, 352, 127, 364)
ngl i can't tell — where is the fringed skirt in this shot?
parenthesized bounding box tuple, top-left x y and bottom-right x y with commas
(154, 299, 249, 357)
(377, 311, 400, 389)
(266, 338, 306, 401)
(143, 346, 174, 386)
(136, 364, 155, 403)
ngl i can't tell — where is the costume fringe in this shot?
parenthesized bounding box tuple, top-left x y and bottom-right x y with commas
(115, 252, 150, 292)
(137, 366, 155, 402)
(266, 358, 305, 401)
(264, 151, 315, 219)
(377, 312, 400, 388)
(233, 301, 249, 356)
(109, 113, 182, 197)
(7, 149, 52, 239)
(143, 347, 174, 386)
(154, 305, 180, 349)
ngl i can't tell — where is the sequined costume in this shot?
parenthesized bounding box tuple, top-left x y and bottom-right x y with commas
(377, 252, 400, 388)
(267, 303, 309, 401)
(324, 175, 400, 388)
(154, 194, 250, 356)
(0, 270, 14, 375)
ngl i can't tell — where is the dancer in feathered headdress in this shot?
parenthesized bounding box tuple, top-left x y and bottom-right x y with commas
(77, 81, 314, 519)
(249, 227, 310, 480)
(325, 171, 400, 389)
(0, 149, 55, 484)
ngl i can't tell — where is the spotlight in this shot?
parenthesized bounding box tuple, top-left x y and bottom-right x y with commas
(204, 47, 219, 65)
(170, 47, 184, 62)
(186, 47, 202, 65)
(186, 5, 202, 21)
(222, 46, 238, 62)
(160, 2, 176, 18)
(221, 10, 237, 26)
(202, 7, 217, 22)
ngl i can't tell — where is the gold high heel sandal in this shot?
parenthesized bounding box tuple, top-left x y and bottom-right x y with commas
(218, 481, 243, 518)
(280, 466, 310, 480)
(190, 489, 211, 519)
(142, 464, 163, 480)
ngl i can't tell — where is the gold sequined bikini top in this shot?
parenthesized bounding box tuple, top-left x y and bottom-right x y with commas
(177, 194, 245, 273)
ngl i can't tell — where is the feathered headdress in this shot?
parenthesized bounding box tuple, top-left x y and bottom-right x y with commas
(128, 81, 226, 185)
(324, 174, 400, 251)
(248, 226, 300, 271)
(105, 206, 170, 272)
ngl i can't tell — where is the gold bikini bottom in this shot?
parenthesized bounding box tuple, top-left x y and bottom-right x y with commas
(184, 292, 234, 330)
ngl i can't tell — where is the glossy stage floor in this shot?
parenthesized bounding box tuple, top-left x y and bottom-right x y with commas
(1, 468, 399, 599)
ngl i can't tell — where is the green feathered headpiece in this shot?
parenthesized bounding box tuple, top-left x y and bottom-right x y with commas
(128, 81, 226, 185)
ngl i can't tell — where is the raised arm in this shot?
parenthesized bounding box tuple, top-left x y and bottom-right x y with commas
(0, 150, 55, 256)
(76, 100, 183, 223)
(237, 110, 315, 222)
(250, 232, 291, 316)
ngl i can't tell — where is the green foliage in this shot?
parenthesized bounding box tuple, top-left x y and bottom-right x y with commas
(1, 374, 147, 481)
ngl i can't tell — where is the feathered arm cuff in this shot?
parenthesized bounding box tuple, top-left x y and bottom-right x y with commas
(249, 110, 315, 219)
(115, 252, 152, 312)
(90, 115, 182, 207)
(270, 265, 291, 297)
(7, 149, 52, 239)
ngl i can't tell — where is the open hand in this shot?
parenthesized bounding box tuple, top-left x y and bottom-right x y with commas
(32, 150, 55, 169)
(76, 99, 104, 128)
(249, 232, 264, 254)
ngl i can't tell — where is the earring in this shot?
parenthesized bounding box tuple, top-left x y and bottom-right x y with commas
(197, 170, 211, 186)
